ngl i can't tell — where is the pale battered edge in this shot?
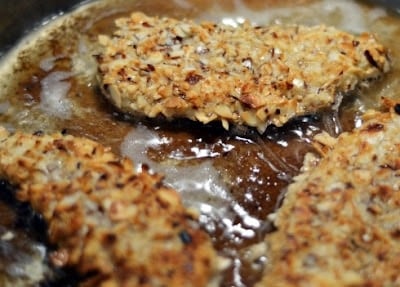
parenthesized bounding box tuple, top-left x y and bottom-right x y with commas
(96, 12, 390, 133)
(257, 104, 400, 286)
(0, 128, 228, 287)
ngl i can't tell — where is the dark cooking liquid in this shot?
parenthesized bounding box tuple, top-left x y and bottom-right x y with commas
(0, 0, 398, 286)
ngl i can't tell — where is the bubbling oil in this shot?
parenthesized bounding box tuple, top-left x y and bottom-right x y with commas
(0, 0, 399, 286)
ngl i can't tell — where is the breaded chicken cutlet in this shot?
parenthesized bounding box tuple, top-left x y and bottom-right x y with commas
(0, 128, 228, 287)
(96, 12, 390, 133)
(257, 104, 400, 287)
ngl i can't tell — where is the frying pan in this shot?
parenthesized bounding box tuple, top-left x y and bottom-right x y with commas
(0, 0, 398, 286)
(0, 0, 82, 56)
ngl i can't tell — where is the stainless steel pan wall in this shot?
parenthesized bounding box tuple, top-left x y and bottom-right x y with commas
(0, 0, 83, 56)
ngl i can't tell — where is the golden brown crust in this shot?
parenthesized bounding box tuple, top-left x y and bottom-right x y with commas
(96, 12, 390, 132)
(257, 106, 400, 287)
(0, 128, 226, 287)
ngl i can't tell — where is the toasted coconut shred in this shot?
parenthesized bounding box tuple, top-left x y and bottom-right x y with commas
(96, 12, 390, 132)
(0, 128, 228, 287)
(257, 105, 400, 286)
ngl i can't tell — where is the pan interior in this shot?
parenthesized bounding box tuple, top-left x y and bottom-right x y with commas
(0, 0, 399, 286)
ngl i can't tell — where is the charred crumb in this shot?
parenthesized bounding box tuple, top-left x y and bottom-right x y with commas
(185, 72, 203, 85)
(365, 123, 385, 132)
(394, 103, 400, 115)
(364, 50, 380, 70)
(179, 230, 193, 245)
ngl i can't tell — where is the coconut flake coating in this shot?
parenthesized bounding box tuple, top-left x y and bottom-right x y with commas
(96, 12, 390, 132)
(0, 128, 227, 287)
(258, 104, 400, 286)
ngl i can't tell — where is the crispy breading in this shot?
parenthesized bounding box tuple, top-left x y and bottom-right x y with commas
(0, 128, 228, 287)
(257, 105, 400, 287)
(96, 12, 390, 132)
